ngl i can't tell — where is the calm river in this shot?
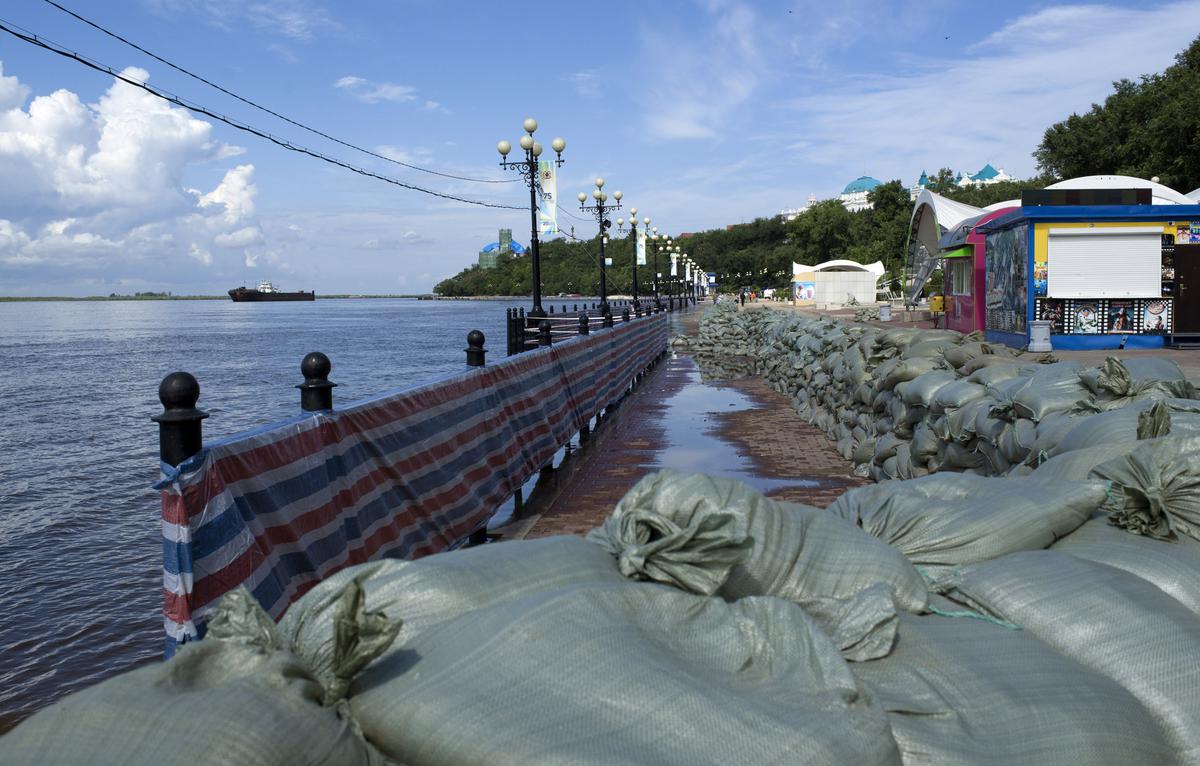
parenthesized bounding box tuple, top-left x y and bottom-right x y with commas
(0, 297, 526, 732)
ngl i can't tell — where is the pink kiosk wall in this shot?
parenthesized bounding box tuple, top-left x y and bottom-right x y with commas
(947, 208, 1016, 335)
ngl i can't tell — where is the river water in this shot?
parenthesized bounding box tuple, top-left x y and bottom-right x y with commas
(0, 297, 527, 732)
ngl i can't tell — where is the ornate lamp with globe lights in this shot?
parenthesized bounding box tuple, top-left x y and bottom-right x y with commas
(496, 118, 565, 317)
(578, 178, 621, 315)
(615, 208, 648, 309)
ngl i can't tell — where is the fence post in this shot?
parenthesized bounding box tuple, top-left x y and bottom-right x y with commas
(578, 312, 590, 335)
(539, 320, 552, 346)
(622, 308, 630, 323)
(603, 311, 613, 328)
(466, 330, 486, 366)
(506, 308, 514, 356)
(152, 371, 209, 467)
(298, 352, 337, 412)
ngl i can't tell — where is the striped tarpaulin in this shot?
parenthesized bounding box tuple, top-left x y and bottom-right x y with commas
(159, 313, 668, 655)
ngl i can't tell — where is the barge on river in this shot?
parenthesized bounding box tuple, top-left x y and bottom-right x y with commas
(228, 280, 315, 302)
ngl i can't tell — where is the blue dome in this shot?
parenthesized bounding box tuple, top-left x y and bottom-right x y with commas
(842, 176, 882, 194)
(481, 240, 526, 254)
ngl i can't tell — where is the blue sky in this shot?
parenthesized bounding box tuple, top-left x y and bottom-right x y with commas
(0, 0, 1198, 295)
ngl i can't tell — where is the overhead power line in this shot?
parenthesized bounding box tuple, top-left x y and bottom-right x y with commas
(39, 0, 514, 185)
(0, 18, 523, 210)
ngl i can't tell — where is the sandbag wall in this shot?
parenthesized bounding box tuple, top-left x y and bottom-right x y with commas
(687, 302, 1200, 483)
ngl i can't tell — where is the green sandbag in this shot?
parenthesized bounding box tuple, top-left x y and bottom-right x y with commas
(828, 474, 1108, 577)
(943, 550, 1200, 764)
(592, 470, 927, 614)
(1052, 516, 1200, 616)
(851, 612, 1174, 766)
(1032, 442, 1141, 480)
(349, 582, 902, 766)
(1092, 435, 1200, 542)
(281, 536, 629, 672)
(0, 589, 388, 766)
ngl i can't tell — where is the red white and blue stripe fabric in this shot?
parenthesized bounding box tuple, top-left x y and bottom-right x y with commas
(159, 314, 667, 655)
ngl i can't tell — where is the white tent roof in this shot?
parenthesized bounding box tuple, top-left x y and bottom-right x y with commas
(983, 199, 1021, 212)
(1187, 188, 1200, 203)
(1046, 175, 1193, 205)
(910, 189, 986, 232)
(812, 259, 886, 276)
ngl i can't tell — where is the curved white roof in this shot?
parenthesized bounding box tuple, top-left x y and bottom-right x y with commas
(1046, 175, 1192, 205)
(812, 259, 886, 276)
(1188, 188, 1200, 203)
(983, 199, 1021, 212)
(909, 189, 986, 232)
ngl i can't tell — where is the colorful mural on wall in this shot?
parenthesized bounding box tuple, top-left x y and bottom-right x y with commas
(985, 223, 1029, 334)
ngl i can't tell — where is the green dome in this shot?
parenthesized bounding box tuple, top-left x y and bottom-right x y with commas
(842, 176, 882, 194)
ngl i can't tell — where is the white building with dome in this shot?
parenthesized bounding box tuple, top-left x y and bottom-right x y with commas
(839, 176, 882, 212)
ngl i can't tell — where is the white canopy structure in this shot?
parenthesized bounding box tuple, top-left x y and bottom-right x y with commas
(1046, 175, 1193, 205)
(792, 259, 887, 305)
(1187, 188, 1200, 203)
(905, 190, 985, 305)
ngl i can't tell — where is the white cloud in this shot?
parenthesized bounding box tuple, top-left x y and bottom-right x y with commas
(142, 1, 335, 42)
(0, 63, 268, 276)
(782, 2, 1200, 181)
(0, 63, 29, 110)
(335, 75, 417, 104)
(189, 243, 213, 265)
(567, 70, 602, 99)
(637, 1, 764, 139)
(214, 226, 265, 248)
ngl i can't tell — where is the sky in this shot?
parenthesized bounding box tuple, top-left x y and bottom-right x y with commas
(0, 0, 1198, 296)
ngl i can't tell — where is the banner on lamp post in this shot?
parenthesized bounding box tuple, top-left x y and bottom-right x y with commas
(670, 254, 677, 276)
(685, 262, 692, 281)
(537, 161, 557, 235)
(636, 229, 646, 265)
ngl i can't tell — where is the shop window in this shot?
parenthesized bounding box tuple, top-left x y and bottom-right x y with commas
(950, 260, 972, 296)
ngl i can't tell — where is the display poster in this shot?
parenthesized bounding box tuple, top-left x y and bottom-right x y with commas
(636, 229, 647, 265)
(985, 223, 1028, 334)
(1033, 244, 1047, 297)
(1073, 301, 1101, 333)
(1039, 298, 1066, 333)
(537, 161, 557, 236)
(707, 272, 718, 288)
(1177, 223, 1200, 244)
(795, 281, 816, 300)
(1144, 299, 1169, 333)
(1107, 300, 1135, 333)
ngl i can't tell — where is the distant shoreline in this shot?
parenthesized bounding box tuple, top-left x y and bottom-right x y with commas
(0, 294, 431, 302)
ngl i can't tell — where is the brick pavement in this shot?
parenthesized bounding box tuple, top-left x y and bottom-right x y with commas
(514, 303, 865, 539)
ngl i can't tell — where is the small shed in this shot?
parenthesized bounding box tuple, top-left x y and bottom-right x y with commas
(793, 260, 885, 305)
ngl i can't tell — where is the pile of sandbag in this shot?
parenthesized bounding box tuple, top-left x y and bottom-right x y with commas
(8, 468, 1200, 765)
(690, 306, 1200, 485)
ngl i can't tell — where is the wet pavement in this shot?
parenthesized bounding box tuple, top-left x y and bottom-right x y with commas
(502, 306, 864, 540)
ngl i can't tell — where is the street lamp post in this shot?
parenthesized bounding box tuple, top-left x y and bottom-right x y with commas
(497, 118, 565, 318)
(615, 207, 644, 309)
(649, 227, 660, 307)
(578, 178, 621, 315)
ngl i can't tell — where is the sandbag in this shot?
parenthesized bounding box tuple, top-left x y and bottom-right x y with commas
(942, 341, 992, 370)
(1093, 435, 1200, 542)
(828, 474, 1106, 576)
(962, 356, 1027, 378)
(851, 612, 1174, 766)
(943, 550, 1200, 763)
(902, 370, 957, 408)
(930, 379, 988, 414)
(1053, 515, 1200, 616)
(0, 590, 386, 766)
(1050, 399, 1200, 456)
(1011, 374, 1091, 422)
(1032, 442, 1141, 481)
(350, 582, 903, 766)
(281, 536, 629, 669)
(593, 470, 928, 614)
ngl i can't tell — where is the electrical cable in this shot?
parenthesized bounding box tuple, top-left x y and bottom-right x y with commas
(0, 18, 523, 209)
(39, 0, 516, 184)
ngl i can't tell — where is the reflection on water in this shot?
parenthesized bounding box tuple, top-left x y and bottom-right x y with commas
(656, 358, 817, 495)
(693, 352, 758, 381)
(0, 297, 510, 732)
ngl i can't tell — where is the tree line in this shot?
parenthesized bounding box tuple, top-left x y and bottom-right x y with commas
(436, 35, 1199, 297)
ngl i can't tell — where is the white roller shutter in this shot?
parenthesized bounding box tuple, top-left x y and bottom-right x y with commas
(1047, 227, 1162, 299)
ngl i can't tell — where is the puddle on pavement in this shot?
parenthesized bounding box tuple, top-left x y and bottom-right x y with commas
(656, 355, 820, 494)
